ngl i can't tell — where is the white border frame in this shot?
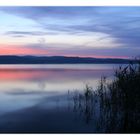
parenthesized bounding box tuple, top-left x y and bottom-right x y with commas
(0, 0, 140, 6)
(0, 0, 140, 140)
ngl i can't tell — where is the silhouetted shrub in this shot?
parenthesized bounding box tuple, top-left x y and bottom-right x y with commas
(72, 62, 140, 133)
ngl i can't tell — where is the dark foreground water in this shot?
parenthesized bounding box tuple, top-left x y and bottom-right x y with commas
(0, 64, 122, 133)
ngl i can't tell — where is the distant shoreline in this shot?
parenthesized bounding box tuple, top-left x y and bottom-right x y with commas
(0, 63, 132, 64)
(0, 55, 136, 64)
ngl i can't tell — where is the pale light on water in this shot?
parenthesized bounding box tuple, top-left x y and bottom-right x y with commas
(0, 64, 124, 70)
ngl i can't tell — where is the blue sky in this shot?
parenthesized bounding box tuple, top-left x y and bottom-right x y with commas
(0, 6, 140, 58)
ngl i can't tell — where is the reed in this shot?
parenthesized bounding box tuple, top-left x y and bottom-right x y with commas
(72, 62, 140, 133)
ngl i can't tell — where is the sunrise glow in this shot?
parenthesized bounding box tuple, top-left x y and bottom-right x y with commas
(0, 7, 140, 58)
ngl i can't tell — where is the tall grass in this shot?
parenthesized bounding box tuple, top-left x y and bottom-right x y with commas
(72, 62, 140, 133)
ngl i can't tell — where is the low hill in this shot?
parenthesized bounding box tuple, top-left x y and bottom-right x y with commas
(0, 55, 136, 64)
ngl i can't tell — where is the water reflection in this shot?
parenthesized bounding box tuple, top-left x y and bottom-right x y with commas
(0, 65, 113, 93)
(0, 64, 115, 133)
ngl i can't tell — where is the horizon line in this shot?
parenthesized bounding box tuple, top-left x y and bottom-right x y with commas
(0, 54, 133, 60)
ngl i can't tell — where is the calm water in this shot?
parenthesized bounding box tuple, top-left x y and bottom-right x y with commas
(0, 64, 123, 133)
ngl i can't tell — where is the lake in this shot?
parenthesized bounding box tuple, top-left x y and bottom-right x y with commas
(0, 64, 124, 133)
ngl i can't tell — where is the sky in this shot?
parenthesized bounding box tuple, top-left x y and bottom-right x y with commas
(0, 6, 140, 58)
